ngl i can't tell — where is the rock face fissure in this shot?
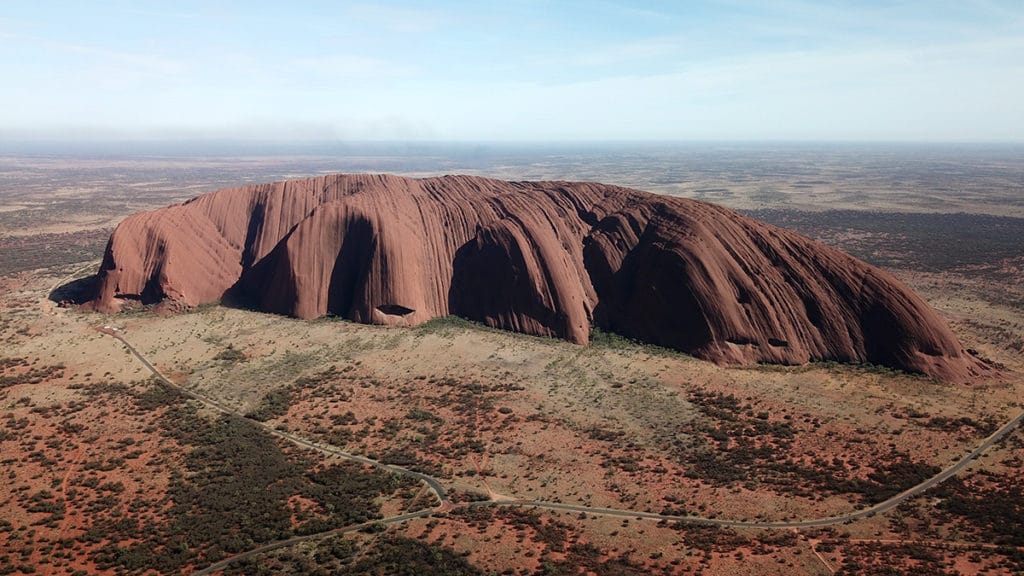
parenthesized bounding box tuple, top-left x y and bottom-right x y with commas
(88, 173, 983, 382)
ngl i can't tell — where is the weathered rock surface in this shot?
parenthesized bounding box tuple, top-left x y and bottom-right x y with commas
(89, 173, 983, 382)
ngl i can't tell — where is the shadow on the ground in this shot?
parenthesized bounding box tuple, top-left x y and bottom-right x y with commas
(49, 275, 99, 305)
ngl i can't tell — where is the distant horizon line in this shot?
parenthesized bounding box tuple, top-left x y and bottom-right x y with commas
(3, 137, 1023, 148)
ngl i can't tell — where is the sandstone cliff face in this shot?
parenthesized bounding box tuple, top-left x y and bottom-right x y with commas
(91, 173, 982, 382)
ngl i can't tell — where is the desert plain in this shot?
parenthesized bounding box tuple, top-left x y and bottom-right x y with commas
(2, 142, 1023, 575)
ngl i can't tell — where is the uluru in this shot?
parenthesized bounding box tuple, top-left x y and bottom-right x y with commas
(88, 173, 982, 382)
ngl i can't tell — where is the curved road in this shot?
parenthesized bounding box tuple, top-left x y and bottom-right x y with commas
(191, 509, 435, 576)
(481, 405, 1024, 529)
(95, 330, 1024, 569)
(108, 331, 449, 503)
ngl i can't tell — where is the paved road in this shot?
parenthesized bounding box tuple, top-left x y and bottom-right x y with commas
(108, 330, 1024, 529)
(191, 509, 435, 576)
(98, 330, 1024, 570)
(109, 332, 449, 503)
(489, 407, 1024, 529)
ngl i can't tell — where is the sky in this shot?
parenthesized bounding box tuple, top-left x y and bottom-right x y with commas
(1, 1, 1022, 142)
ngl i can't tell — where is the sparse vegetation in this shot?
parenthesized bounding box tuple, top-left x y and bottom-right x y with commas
(0, 358, 65, 388)
(933, 471, 1024, 547)
(220, 534, 482, 576)
(245, 386, 295, 421)
(213, 345, 245, 363)
(3, 147, 1024, 575)
(76, 387, 413, 573)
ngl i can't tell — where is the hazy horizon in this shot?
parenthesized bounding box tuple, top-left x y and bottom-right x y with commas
(3, 138, 1023, 156)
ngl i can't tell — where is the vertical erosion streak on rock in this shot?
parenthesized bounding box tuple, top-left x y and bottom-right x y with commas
(92, 206, 243, 310)
(853, 269, 968, 380)
(88, 173, 986, 382)
(325, 214, 377, 320)
(240, 199, 266, 270)
(449, 219, 588, 343)
(584, 211, 714, 353)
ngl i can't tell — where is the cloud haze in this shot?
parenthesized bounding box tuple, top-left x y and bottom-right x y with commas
(1, 0, 1021, 141)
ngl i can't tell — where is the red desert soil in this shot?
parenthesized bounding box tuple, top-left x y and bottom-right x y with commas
(0, 360, 182, 576)
(90, 173, 981, 381)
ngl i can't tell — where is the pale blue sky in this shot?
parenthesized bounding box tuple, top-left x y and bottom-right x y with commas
(2, 1, 1021, 141)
